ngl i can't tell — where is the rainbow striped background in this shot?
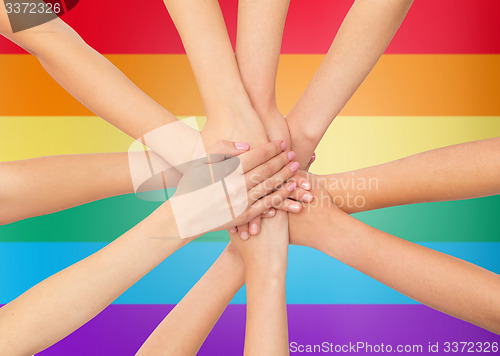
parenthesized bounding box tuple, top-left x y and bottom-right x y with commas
(1, 0, 500, 354)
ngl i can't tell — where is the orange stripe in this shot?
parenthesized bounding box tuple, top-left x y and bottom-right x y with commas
(0, 54, 499, 116)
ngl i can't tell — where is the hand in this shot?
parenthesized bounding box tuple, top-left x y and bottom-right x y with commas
(169, 140, 300, 239)
(288, 170, 350, 250)
(230, 210, 290, 276)
(232, 107, 315, 239)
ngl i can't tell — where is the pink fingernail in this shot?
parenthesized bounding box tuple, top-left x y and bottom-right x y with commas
(300, 182, 311, 190)
(288, 151, 296, 161)
(302, 193, 314, 202)
(249, 224, 258, 235)
(229, 227, 237, 233)
(290, 162, 300, 173)
(240, 231, 249, 240)
(288, 182, 297, 192)
(289, 203, 301, 213)
(281, 141, 287, 151)
(235, 142, 250, 150)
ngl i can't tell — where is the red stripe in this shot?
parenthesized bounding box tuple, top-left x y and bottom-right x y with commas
(1, 0, 499, 54)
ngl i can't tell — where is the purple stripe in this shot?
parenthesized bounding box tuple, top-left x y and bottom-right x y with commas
(11, 304, 496, 355)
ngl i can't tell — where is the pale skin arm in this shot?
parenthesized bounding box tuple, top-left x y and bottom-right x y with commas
(139, 136, 500, 353)
(0, 2, 176, 138)
(0, 143, 310, 226)
(235, 0, 291, 147)
(287, 0, 414, 165)
(289, 196, 500, 335)
(0, 153, 133, 225)
(136, 243, 246, 355)
(235, 212, 290, 356)
(162, 2, 291, 354)
(162, 0, 268, 147)
(323, 137, 500, 214)
(0, 140, 301, 356)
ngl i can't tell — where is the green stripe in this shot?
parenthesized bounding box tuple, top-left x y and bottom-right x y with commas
(0, 194, 499, 242)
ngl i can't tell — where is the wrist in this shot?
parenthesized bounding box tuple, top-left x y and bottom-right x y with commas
(149, 202, 193, 247)
(244, 255, 288, 282)
(246, 266, 287, 286)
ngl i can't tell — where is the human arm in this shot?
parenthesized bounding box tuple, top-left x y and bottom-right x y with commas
(289, 191, 500, 335)
(162, 0, 268, 147)
(232, 212, 290, 355)
(0, 140, 300, 355)
(0, 152, 133, 225)
(0, 2, 176, 138)
(137, 243, 245, 355)
(286, 0, 414, 165)
(235, 0, 291, 147)
(322, 137, 500, 213)
(136, 137, 500, 350)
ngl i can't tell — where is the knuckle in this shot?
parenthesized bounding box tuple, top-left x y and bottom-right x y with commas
(257, 148, 269, 162)
(261, 161, 274, 177)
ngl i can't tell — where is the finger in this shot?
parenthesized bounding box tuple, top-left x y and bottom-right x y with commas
(237, 223, 250, 240)
(244, 150, 296, 190)
(247, 182, 297, 218)
(275, 199, 303, 213)
(248, 160, 300, 204)
(238, 140, 287, 173)
(288, 187, 314, 203)
(248, 216, 261, 236)
(207, 140, 250, 156)
(228, 226, 237, 234)
(261, 208, 276, 218)
(289, 173, 311, 191)
(305, 152, 316, 171)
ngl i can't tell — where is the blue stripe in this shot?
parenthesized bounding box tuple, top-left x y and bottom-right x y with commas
(0, 242, 499, 304)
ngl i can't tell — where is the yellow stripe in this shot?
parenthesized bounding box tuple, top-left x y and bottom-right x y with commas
(1, 116, 499, 174)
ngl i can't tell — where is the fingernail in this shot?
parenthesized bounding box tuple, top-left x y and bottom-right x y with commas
(289, 203, 301, 213)
(300, 181, 311, 190)
(288, 151, 296, 161)
(240, 231, 249, 240)
(229, 227, 237, 233)
(249, 224, 258, 235)
(288, 182, 297, 192)
(302, 193, 314, 202)
(235, 142, 250, 150)
(281, 141, 287, 151)
(263, 210, 276, 217)
(290, 162, 300, 173)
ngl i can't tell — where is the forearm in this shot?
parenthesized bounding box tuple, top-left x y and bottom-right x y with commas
(245, 270, 288, 356)
(137, 244, 245, 355)
(314, 210, 500, 334)
(0, 202, 185, 355)
(0, 153, 133, 225)
(242, 212, 289, 355)
(235, 0, 291, 152)
(288, 206, 500, 335)
(324, 137, 500, 214)
(236, 0, 290, 116)
(1, 15, 177, 139)
(163, 0, 248, 117)
(287, 0, 413, 165)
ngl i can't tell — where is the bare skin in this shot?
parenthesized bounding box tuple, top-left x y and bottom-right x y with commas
(138, 137, 500, 356)
(0, 140, 305, 356)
